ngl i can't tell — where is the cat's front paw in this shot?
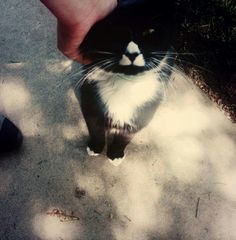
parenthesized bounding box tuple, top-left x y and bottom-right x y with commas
(107, 150, 125, 166)
(108, 156, 125, 166)
(86, 146, 100, 156)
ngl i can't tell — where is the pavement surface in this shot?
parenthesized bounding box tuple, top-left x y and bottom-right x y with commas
(0, 1, 236, 240)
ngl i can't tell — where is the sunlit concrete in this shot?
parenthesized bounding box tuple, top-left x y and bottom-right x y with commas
(0, 1, 236, 240)
(33, 209, 81, 240)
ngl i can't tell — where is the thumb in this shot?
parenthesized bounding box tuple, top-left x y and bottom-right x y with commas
(57, 21, 91, 63)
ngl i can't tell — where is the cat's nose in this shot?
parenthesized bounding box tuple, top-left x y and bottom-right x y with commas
(119, 41, 145, 67)
(126, 41, 141, 55)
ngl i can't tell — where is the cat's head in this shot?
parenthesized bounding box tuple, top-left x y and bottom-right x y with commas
(79, 0, 176, 75)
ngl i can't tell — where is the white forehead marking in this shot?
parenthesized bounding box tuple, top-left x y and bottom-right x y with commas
(126, 41, 141, 54)
(133, 54, 145, 67)
(119, 54, 132, 66)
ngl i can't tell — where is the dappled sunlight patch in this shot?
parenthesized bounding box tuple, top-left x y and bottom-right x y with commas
(112, 223, 154, 240)
(104, 71, 236, 238)
(208, 134, 236, 168)
(0, 79, 30, 113)
(133, 74, 212, 145)
(150, 72, 230, 139)
(45, 59, 73, 74)
(62, 125, 79, 141)
(133, 72, 235, 185)
(166, 137, 204, 183)
(4, 62, 26, 70)
(33, 207, 81, 240)
(217, 168, 236, 201)
(215, 205, 236, 239)
(205, 133, 236, 201)
(74, 173, 106, 199)
(149, 91, 212, 139)
(108, 161, 171, 239)
(154, 104, 210, 138)
(0, 78, 44, 137)
(19, 111, 44, 137)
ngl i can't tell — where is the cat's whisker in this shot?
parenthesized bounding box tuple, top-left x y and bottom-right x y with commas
(159, 80, 169, 99)
(151, 53, 201, 72)
(74, 67, 100, 89)
(49, 64, 84, 91)
(64, 65, 97, 83)
(73, 61, 110, 89)
(146, 62, 156, 71)
(150, 61, 170, 98)
(71, 0, 202, 163)
(81, 58, 116, 74)
(79, 49, 115, 56)
(74, 58, 117, 90)
(150, 51, 197, 56)
(151, 57, 178, 74)
(66, 56, 116, 79)
(166, 56, 213, 74)
(67, 59, 109, 79)
(151, 57, 194, 91)
(151, 53, 211, 75)
(74, 71, 94, 90)
(93, 51, 115, 55)
(149, 58, 180, 97)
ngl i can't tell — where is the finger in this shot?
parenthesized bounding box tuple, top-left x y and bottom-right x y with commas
(57, 21, 91, 63)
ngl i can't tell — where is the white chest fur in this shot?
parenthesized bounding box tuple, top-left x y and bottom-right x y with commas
(88, 70, 162, 127)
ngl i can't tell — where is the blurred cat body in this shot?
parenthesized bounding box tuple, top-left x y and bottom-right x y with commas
(76, 0, 176, 165)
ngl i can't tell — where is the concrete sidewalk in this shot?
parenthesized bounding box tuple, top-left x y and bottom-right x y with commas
(0, 1, 235, 239)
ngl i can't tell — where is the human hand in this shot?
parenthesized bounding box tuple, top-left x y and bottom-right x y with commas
(41, 0, 117, 63)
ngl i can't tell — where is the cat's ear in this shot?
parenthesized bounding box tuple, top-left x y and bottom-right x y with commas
(142, 29, 155, 37)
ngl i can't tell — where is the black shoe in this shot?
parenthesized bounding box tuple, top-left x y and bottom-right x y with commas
(0, 115, 23, 153)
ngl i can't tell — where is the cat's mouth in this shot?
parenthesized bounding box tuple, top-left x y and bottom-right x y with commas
(110, 64, 146, 75)
(110, 41, 147, 75)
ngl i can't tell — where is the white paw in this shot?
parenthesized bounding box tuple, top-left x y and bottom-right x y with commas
(108, 155, 125, 166)
(86, 146, 100, 156)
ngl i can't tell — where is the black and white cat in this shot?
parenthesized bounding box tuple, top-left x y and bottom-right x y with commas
(76, 0, 176, 166)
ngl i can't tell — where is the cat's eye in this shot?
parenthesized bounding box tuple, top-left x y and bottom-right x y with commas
(142, 29, 155, 36)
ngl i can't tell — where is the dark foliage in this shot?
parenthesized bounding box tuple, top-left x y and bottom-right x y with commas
(174, 0, 236, 121)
